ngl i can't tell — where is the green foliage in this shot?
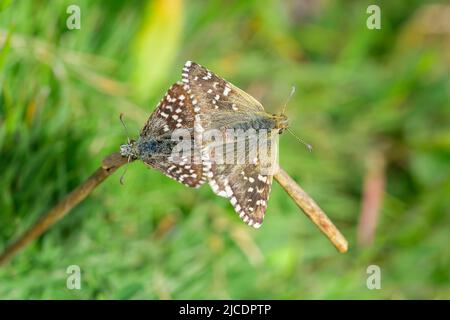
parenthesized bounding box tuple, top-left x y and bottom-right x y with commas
(0, 0, 449, 299)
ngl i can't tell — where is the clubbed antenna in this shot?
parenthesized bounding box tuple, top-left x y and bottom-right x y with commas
(280, 86, 312, 152)
(287, 128, 313, 152)
(120, 113, 131, 144)
(119, 113, 132, 184)
(119, 160, 130, 185)
(282, 86, 296, 115)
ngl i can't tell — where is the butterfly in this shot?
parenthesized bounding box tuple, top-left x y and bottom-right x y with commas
(181, 61, 289, 228)
(120, 82, 208, 188)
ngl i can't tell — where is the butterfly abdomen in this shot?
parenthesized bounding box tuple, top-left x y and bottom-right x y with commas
(137, 138, 175, 160)
(230, 116, 278, 131)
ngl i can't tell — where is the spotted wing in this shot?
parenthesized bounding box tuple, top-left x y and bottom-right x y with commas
(209, 162, 274, 228)
(207, 128, 279, 228)
(140, 82, 195, 138)
(180, 61, 278, 223)
(181, 60, 266, 131)
(139, 82, 206, 188)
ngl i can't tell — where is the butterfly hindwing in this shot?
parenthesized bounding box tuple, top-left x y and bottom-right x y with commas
(209, 163, 273, 228)
(147, 153, 205, 188)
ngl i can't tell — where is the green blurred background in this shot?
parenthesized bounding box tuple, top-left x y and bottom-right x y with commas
(0, 0, 449, 299)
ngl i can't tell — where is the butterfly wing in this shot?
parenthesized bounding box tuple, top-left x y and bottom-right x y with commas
(182, 61, 279, 226)
(209, 162, 274, 228)
(207, 127, 279, 228)
(139, 82, 207, 188)
(181, 61, 266, 131)
(140, 82, 195, 138)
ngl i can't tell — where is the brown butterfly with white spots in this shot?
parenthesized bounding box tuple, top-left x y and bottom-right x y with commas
(120, 82, 208, 188)
(181, 61, 289, 228)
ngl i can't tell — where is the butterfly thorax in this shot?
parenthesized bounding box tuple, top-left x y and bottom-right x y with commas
(120, 138, 175, 161)
(138, 138, 176, 161)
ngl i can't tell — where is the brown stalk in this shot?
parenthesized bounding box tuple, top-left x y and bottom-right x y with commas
(274, 168, 348, 253)
(0, 153, 347, 266)
(0, 153, 129, 266)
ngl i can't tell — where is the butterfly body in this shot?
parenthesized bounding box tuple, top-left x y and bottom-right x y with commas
(221, 113, 288, 132)
(121, 138, 171, 159)
(137, 138, 176, 160)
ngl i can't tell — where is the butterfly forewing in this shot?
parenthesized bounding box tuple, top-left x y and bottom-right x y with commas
(182, 61, 265, 128)
(139, 82, 206, 188)
(140, 82, 195, 138)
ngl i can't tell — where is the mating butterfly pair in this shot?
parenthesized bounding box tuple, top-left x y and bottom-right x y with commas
(120, 61, 288, 228)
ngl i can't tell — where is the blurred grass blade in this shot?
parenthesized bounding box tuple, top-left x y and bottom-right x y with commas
(131, 0, 183, 101)
(357, 150, 386, 247)
(0, 0, 13, 12)
(0, 27, 12, 70)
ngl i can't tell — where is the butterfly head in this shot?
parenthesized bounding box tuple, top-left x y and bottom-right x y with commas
(120, 140, 138, 159)
(274, 113, 289, 134)
(274, 85, 295, 134)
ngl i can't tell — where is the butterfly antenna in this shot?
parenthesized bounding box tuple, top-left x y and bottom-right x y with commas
(119, 156, 131, 185)
(119, 113, 131, 144)
(119, 113, 132, 185)
(287, 128, 313, 152)
(282, 86, 296, 115)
